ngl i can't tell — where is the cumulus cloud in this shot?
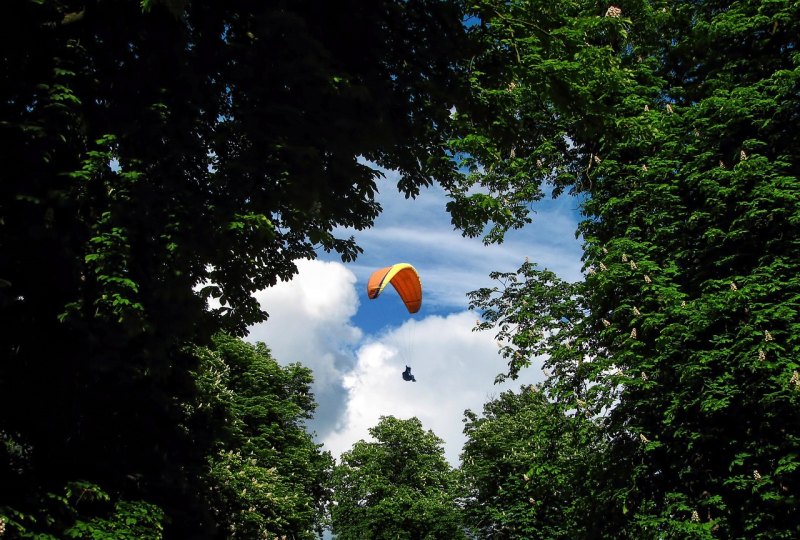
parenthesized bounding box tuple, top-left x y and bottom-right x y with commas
(246, 259, 363, 438)
(244, 168, 582, 463)
(244, 258, 546, 465)
(323, 311, 534, 465)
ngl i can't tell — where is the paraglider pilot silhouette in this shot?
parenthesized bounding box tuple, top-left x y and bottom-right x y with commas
(367, 263, 422, 383)
(402, 365, 416, 382)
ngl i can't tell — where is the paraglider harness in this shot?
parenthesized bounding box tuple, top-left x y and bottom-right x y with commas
(402, 365, 416, 382)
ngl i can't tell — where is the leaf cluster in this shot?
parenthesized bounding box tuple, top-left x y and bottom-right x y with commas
(461, 386, 616, 539)
(0, 1, 471, 536)
(461, 0, 800, 537)
(331, 416, 466, 540)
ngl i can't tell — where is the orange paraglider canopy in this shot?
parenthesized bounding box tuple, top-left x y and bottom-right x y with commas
(367, 263, 422, 314)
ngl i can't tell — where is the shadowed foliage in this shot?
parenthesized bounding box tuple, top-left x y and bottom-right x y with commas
(0, 0, 468, 536)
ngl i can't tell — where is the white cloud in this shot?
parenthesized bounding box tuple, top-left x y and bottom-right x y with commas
(331, 171, 585, 313)
(244, 166, 583, 464)
(246, 259, 363, 436)
(244, 258, 545, 465)
(322, 311, 534, 465)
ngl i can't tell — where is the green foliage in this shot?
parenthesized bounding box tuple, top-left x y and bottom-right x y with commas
(191, 334, 333, 539)
(65, 500, 164, 540)
(447, 0, 635, 242)
(1, 1, 468, 536)
(5, 0, 798, 538)
(468, 261, 589, 393)
(1, 334, 330, 539)
(462, 0, 800, 537)
(0, 481, 163, 539)
(331, 416, 465, 540)
(461, 386, 617, 539)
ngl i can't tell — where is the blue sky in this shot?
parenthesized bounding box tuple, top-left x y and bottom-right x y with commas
(245, 167, 585, 464)
(337, 174, 585, 332)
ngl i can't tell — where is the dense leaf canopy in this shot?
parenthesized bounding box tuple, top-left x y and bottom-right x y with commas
(331, 416, 465, 540)
(0, 0, 468, 537)
(461, 386, 614, 539)
(463, 0, 800, 538)
(192, 334, 333, 539)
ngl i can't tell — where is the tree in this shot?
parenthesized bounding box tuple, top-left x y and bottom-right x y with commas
(460, 1, 800, 538)
(331, 416, 465, 540)
(573, 3, 800, 536)
(1, 0, 469, 536)
(461, 385, 615, 539)
(192, 334, 333, 539)
(0, 481, 165, 540)
(1, 334, 332, 539)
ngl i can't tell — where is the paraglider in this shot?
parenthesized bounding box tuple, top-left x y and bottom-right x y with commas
(367, 263, 422, 382)
(366, 263, 422, 314)
(402, 365, 416, 382)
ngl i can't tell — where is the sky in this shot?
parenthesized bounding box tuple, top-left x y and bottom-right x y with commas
(245, 167, 585, 465)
